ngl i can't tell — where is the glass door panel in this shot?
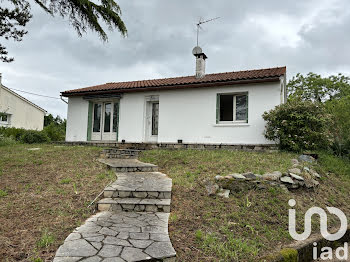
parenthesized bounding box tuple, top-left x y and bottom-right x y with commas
(91, 103, 102, 140)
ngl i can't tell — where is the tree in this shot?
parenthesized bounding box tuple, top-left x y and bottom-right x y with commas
(1, 0, 127, 62)
(288, 72, 350, 102)
(0, 1, 32, 62)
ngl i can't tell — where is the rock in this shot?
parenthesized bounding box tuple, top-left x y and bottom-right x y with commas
(303, 166, 310, 172)
(272, 171, 283, 177)
(289, 173, 304, 181)
(298, 155, 315, 163)
(224, 175, 233, 179)
(288, 168, 302, 175)
(310, 169, 321, 178)
(311, 179, 320, 187)
(215, 175, 224, 181)
(280, 176, 294, 184)
(279, 184, 289, 193)
(242, 172, 257, 180)
(228, 173, 246, 180)
(262, 173, 281, 181)
(217, 189, 230, 198)
(205, 182, 219, 196)
(254, 174, 263, 179)
(291, 159, 299, 165)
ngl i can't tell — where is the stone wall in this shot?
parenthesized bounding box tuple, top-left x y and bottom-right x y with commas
(56, 141, 278, 152)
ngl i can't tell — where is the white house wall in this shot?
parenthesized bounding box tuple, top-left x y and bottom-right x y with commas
(0, 86, 45, 130)
(65, 96, 89, 141)
(66, 81, 282, 144)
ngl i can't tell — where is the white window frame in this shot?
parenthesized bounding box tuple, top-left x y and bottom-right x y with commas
(218, 93, 248, 124)
(0, 113, 10, 126)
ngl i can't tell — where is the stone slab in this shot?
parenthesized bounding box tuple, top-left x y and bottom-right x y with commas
(54, 212, 175, 261)
(109, 172, 172, 193)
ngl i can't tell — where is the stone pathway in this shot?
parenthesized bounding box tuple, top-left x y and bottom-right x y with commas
(53, 149, 176, 262)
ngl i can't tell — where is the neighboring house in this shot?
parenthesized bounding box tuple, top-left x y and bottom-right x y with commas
(0, 74, 46, 130)
(62, 47, 286, 145)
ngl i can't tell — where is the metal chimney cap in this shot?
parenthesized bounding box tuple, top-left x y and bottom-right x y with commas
(192, 46, 203, 56)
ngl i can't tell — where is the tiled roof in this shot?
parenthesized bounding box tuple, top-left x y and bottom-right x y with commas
(62, 66, 286, 96)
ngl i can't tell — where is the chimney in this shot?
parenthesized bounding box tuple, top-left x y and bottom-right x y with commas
(192, 46, 207, 78)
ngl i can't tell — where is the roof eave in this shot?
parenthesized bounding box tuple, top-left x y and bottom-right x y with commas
(61, 76, 282, 97)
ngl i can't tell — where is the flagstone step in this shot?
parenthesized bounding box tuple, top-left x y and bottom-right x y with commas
(99, 159, 158, 172)
(98, 198, 171, 213)
(104, 172, 172, 200)
(53, 211, 176, 262)
(101, 148, 142, 159)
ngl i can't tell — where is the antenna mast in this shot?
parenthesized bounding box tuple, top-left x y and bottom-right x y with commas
(196, 17, 220, 46)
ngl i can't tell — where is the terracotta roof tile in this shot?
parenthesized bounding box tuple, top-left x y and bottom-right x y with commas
(62, 66, 286, 96)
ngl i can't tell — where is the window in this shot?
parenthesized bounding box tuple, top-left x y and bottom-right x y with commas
(0, 113, 9, 125)
(151, 102, 159, 136)
(104, 103, 111, 132)
(93, 103, 101, 132)
(218, 93, 248, 123)
(113, 103, 118, 132)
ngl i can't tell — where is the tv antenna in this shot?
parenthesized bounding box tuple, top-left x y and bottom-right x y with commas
(196, 17, 220, 46)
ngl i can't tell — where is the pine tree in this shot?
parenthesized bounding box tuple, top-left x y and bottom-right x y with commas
(0, 0, 127, 62)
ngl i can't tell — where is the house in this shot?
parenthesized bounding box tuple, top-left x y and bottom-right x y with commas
(62, 47, 286, 145)
(0, 74, 46, 130)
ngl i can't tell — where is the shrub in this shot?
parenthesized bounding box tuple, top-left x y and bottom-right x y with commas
(262, 100, 331, 152)
(0, 127, 26, 141)
(43, 123, 65, 141)
(325, 95, 350, 158)
(20, 130, 50, 144)
(0, 134, 17, 146)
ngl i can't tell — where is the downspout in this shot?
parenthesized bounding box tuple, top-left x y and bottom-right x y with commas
(60, 95, 68, 104)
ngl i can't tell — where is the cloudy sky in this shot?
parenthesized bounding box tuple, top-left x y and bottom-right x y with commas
(1, 0, 350, 118)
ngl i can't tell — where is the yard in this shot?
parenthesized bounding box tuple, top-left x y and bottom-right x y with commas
(1, 145, 350, 261)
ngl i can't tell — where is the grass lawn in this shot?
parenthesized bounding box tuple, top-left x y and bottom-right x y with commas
(0, 144, 114, 261)
(140, 150, 350, 262)
(1, 145, 350, 261)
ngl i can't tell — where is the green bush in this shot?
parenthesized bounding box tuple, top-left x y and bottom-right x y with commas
(43, 123, 65, 141)
(0, 127, 26, 140)
(0, 134, 17, 146)
(263, 100, 331, 152)
(325, 95, 350, 158)
(20, 130, 50, 144)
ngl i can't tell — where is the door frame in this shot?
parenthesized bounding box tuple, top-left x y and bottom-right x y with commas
(90, 99, 119, 141)
(144, 95, 159, 143)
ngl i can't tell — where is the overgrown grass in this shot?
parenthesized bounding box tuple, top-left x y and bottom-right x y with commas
(140, 149, 350, 262)
(36, 229, 55, 248)
(140, 149, 295, 187)
(0, 144, 114, 261)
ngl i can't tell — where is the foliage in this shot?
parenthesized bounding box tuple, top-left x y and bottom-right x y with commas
(325, 95, 350, 158)
(43, 123, 65, 141)
(0, 127, 26, 140)
(317, 151, 350, 177)
(1, 0, 127, 62)
(43, 114, 66, 141)
(0, 134, 17, 146)
(44, 114, 65, 127)
(263, 100, 331, 152)
(36, 229, 54, 248)
(288, 72, 350, 102)
(0, 0, 32, 62)
(20, 130, 50, 144)
(0, 123, 65, 143)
